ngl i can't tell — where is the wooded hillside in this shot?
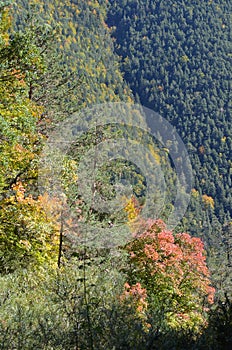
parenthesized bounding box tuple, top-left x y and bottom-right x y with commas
(0, 1, 231, 349)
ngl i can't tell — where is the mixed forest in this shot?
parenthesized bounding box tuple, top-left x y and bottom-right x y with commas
(0, 0, 231, 349)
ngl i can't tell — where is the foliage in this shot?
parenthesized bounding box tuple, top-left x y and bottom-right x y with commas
(124, 219, 215, 334)
(197, 294, 232, 349)
(108, 0, 232, 221)
(0, 258, 148, 350)
(107, 0, 232, 301)
(14, 0, 133, 110)
(0, 1, 229, 348)
(0, 184, 60, 273)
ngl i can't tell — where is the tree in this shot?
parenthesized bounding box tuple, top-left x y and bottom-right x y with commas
(0, 5, 60, 273)
(123, 219, 215, 335)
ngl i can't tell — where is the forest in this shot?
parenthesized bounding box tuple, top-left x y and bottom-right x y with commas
(0, 0, 231, 349)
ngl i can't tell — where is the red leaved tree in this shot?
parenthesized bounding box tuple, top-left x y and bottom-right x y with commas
(122, 219, 215, 333)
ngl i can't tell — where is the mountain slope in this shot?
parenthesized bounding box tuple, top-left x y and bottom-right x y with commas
(14, 0, 133, 112)
(107, 0, 232, 225)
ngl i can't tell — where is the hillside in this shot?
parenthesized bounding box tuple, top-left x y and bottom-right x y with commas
(0, 1, 231, 349)
(14, 0, 132, 112)
(107, 0, 232, 225)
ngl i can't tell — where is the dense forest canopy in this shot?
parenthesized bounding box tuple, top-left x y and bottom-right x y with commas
(0, 0, 231, 349)
(107, 0, 232, 300)
(107, 0, 232, 223)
